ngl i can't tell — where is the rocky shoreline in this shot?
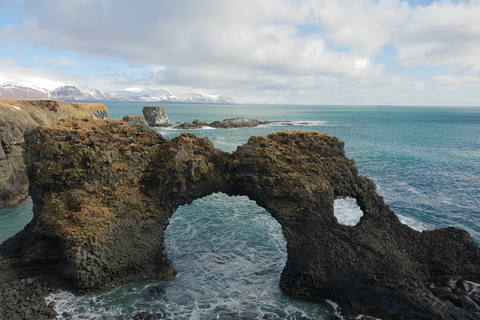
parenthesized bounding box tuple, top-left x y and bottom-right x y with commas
(0, 276, 57, 320)
(2, 117, 480, 319)
(127, 106, 268, 130)
(0, 99, 108, 206)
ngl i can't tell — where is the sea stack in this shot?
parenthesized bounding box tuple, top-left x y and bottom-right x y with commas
(142, 106, 172, 127)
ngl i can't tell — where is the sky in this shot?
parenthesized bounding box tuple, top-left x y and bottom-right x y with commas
(0, 0, 479, 106)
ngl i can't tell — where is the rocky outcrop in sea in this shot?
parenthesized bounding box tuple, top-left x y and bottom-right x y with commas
(1, 118, 480, 320)
(142, 106, 172, 127)
(0, 99, 107, 206)
(175, 119, 209, 129)
(209, 117, 264, 128)
(174, 118, 266, 129)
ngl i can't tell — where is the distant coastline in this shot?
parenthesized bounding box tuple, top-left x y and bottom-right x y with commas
(0, 83, 235, 104)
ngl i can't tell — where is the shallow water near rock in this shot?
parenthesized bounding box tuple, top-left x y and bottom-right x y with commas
(0, 198, 33, 243)
(2, 104, 480, 319)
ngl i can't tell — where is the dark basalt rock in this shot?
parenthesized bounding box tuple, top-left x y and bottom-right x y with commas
(175, 119, 210, 129)
(209, 117, 264, 129)
(0, 275, 56, 320)
(123, 115, 158, 134)
(1, 120, 480, 320)
(175, 121, 201, 129)
(192, 119, 208, 127)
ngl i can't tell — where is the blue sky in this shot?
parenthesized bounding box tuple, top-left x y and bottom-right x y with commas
(0, 0, 479, 105)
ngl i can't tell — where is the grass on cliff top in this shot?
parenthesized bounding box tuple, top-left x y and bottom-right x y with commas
(0, 99, 107, 127)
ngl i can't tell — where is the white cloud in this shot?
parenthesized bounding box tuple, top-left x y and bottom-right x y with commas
(311, 0, 410, 54)
(433, 75, 480, 88)
(395, 0, 480, 71)
(124, 87, 143, 93)
(0, 0, 396, 76)
(0, 0, 479, 104)
(0, 57, 65, 89)
(33, 56, 78, 66)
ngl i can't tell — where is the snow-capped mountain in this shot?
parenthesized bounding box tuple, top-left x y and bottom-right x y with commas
(0, 83, 234, 104)
(0, 83, 49, 100)
(50, 85, 94, 101)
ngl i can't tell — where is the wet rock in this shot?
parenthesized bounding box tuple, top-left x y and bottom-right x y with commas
(142, 106, 171, 127)
(148, 286, 166, 296)
(175, 121, 201, 129)
(44, 307, 58, 319)
(442, 278, 457, 290)
(457, 280, 471, 292)
(460, 296, 479, 313)
(132, 311, 153, 320)
(192, 119, 208, 127)
(428, 277, 480, 316)
(209, 117, 263, 129)
(434, 288, 454, 300)
(470, 293, 480, 306)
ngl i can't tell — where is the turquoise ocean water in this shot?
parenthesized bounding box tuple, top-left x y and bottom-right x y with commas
(1, 104, 479, 319)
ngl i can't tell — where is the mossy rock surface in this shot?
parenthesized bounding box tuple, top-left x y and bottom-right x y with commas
(0, 99, 108, 205)
(2, 120, 480, 320)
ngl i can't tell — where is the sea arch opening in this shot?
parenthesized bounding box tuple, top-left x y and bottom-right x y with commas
(162, 192, 326, 318)
(333, 197, 364, 226)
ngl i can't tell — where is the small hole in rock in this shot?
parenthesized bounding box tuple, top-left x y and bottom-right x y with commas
(334, 197, 363, 226)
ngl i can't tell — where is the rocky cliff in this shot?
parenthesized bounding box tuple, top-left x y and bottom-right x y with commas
(0, 99, 108, 205)
(1, 119, 480, 320)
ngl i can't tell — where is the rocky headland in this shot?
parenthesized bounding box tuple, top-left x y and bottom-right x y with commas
(0, 99, 107, 206)
(1, 118, 480, 320)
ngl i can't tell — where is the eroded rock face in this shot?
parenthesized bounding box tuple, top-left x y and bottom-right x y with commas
(142, 106, 172, 127)
(2, 120, 480, 320)
(0, 99, 108, 205)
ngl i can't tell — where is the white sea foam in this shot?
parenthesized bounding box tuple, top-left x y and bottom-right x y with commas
(262, 120, 333, 127)
(334, 198, 363, 226)
(397, 214, 428, 231)
(326, 299, 344, 319)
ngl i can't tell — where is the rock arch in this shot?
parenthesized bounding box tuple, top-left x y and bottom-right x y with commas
(3, 117, 480, 320)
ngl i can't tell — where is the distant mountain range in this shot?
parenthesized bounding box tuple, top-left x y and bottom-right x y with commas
(0, 83, 234, 104)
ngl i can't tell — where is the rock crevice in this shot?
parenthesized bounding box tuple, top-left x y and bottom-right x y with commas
(1, 119, 480, 320)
